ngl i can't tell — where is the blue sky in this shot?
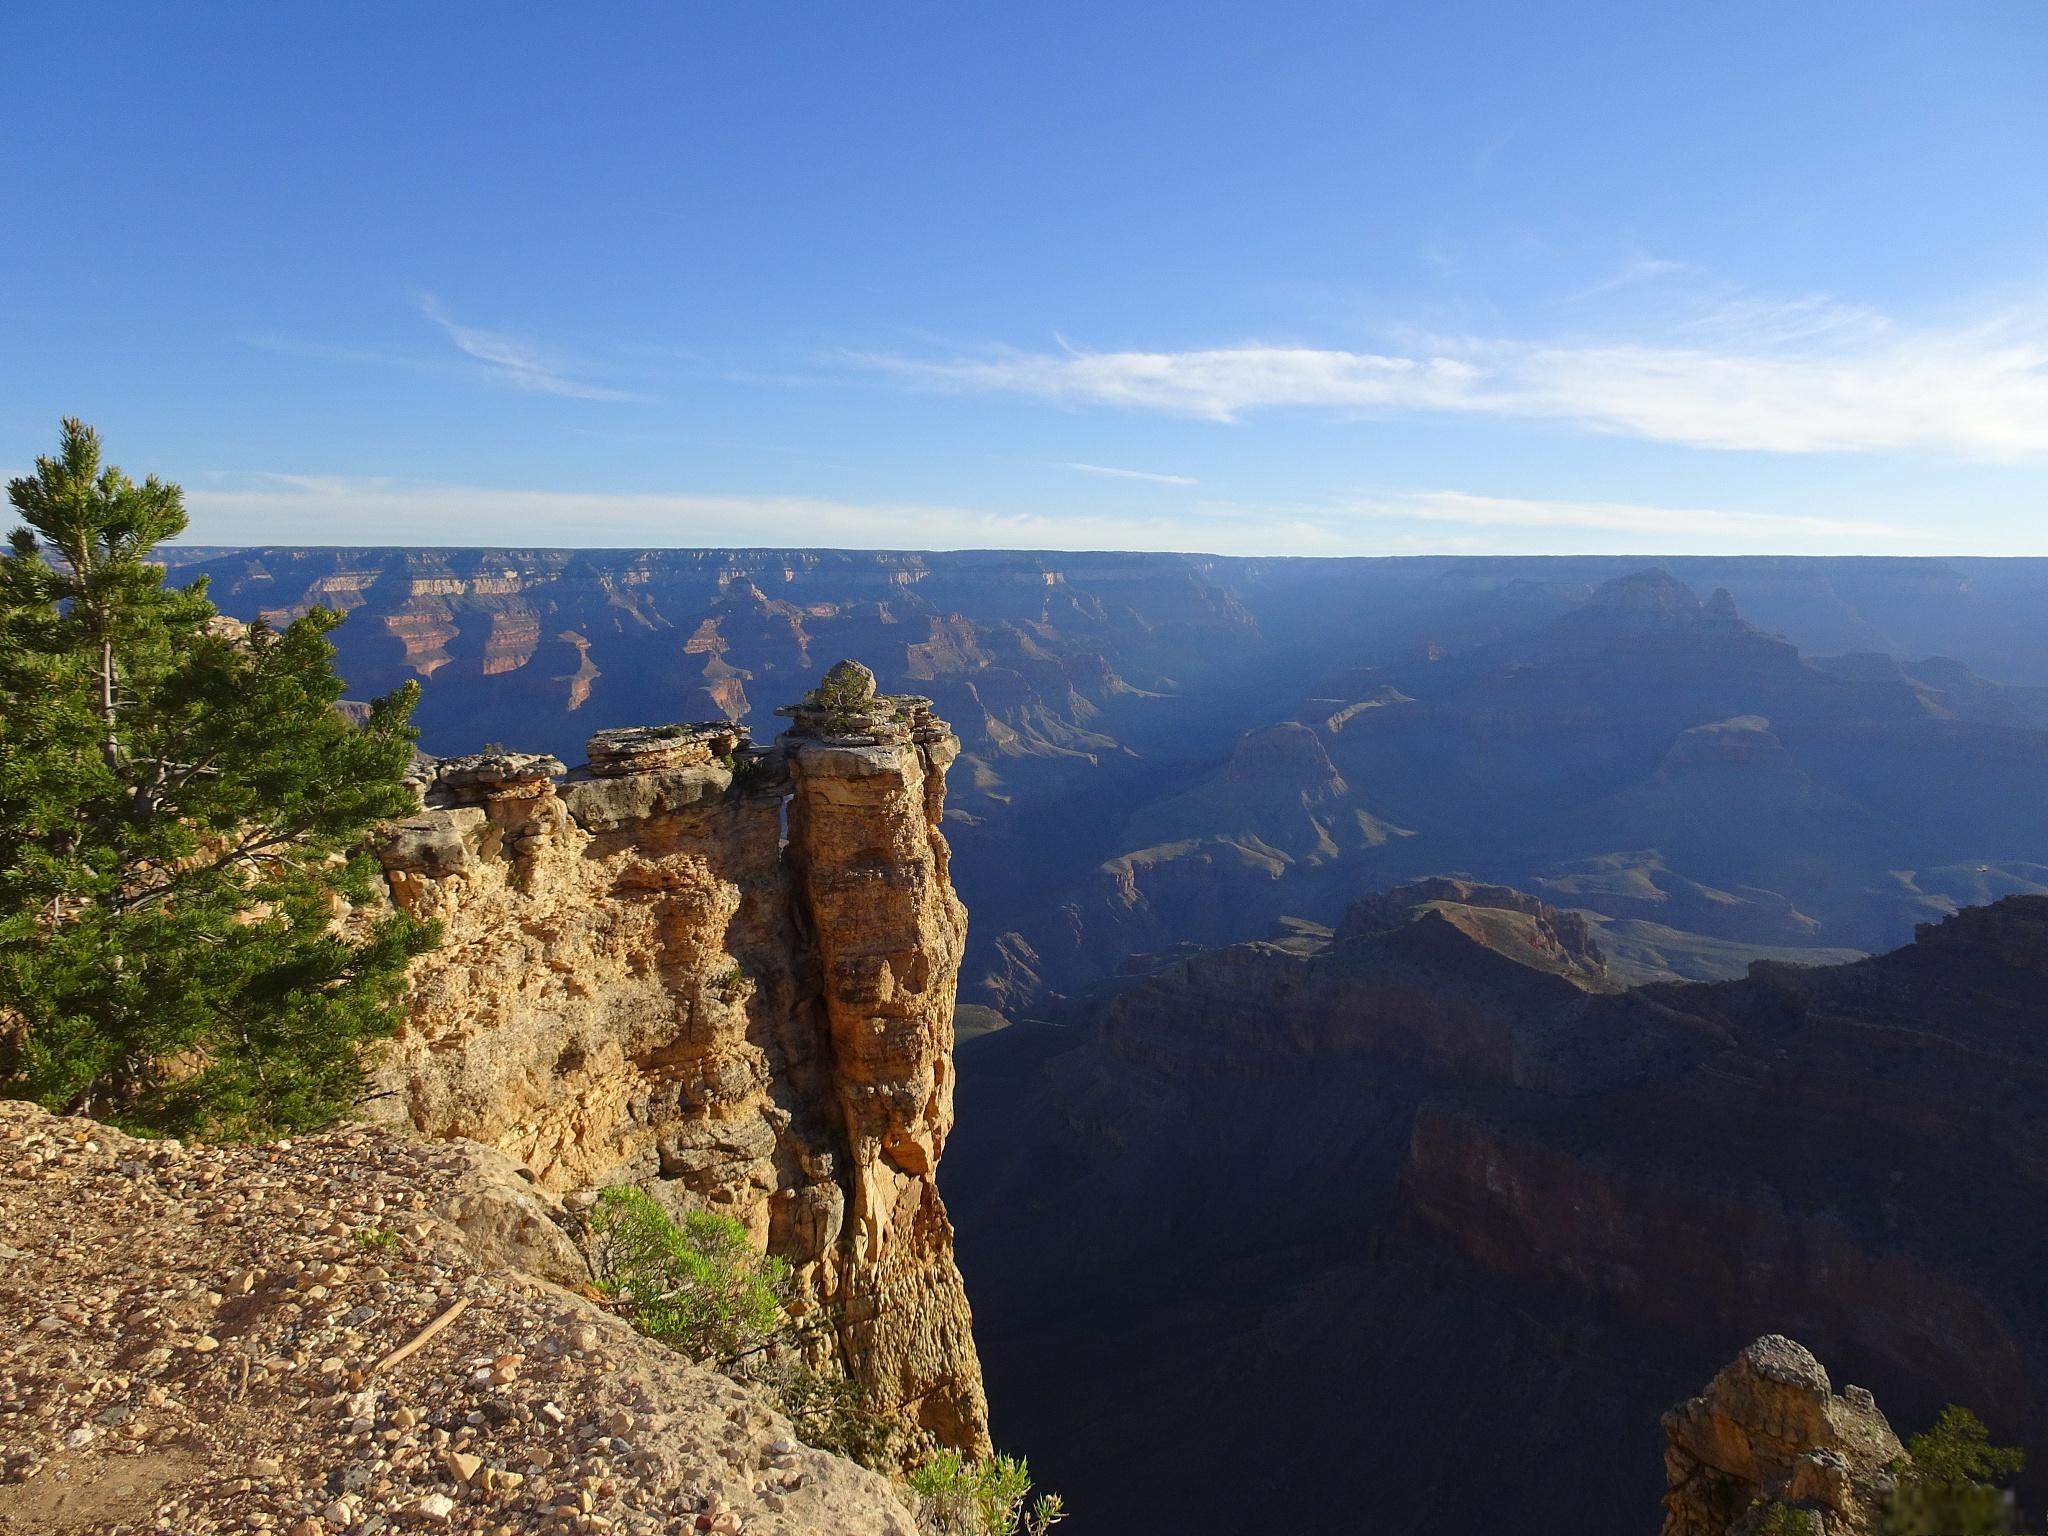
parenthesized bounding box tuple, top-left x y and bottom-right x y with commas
(5, 2, 2046, 555)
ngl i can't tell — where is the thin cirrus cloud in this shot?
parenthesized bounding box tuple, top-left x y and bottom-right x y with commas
(1355, 490, 1927, 546)
(847, 298, 2048, 460)
(1062, 461, 1198, 486)
(1564, 253, 1700, 302)
(413, 295, 648, 402)
(179, 474, 1290, 554)
(250, 299, 651, 402)
(172, 475, 1973, 557)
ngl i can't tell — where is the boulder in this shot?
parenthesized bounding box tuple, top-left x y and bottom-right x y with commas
(585, 722, 748, 777)
(1661, 1335, 1905, 1536)
(430, 751, 565, 804)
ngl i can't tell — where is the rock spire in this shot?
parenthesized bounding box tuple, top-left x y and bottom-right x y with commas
(371, 664, 988, 1457)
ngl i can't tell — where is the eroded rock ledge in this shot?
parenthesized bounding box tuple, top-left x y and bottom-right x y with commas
(1662, 1335, 1905, 1536)
(371, 661, 987, 1458)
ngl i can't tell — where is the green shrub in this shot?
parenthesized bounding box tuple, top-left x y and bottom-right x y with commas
(583, 1183, 1059, 1525)
(588, 1186, 790, 1369)
(907, 1450, 1064, 1536)
(1756, 1503, 1816, 1536)
(1886, 1405, 2023, 1535)
(1886, 1483, 2013, 1536)
(724, 751, 771, 791)
(1902, 1405, 2024, 1489)
(806, 663, 875, 732)
(771, 1360, 898, 1469)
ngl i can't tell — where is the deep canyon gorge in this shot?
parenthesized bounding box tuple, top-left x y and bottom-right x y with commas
(141, 548, 2048, 1533)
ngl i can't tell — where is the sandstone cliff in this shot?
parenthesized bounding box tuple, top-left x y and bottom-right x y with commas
(370, 662, 988, 1459)
(1661, 1336, 1904, 1536)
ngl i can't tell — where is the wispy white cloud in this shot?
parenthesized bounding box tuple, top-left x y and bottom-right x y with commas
(848, 297, 2048, 460)
(415, 296, 647, 401)
(856, 341, 1479, 424)
(247, 333, 445, 373)
(1565, 253, 1699, 302)
(248, 303, 651, 402)
(179, 474, 1308, 554)
(1349, 490, 1927, 545)
(172, 475, 1996, 558)
(1063, 461, 1198, 486)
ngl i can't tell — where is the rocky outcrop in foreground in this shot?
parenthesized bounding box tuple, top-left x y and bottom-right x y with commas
(0, 1100, 919, 1536)
(1661, 1336, 1904, 1536)
(371, 664, 987, 1459)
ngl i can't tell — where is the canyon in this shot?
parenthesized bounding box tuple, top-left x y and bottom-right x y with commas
(142, 545, 2048, 1534)
(947, 883, 2048, 1534)
(169, 549, 2048, 1016)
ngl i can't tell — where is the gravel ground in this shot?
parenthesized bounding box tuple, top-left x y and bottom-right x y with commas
(0, 1101, 919, 1536)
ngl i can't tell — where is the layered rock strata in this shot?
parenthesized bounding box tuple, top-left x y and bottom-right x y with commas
(371, 662, 988, 1458)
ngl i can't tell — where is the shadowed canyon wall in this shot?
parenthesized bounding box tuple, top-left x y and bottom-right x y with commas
(947, 885, 2048, 1535)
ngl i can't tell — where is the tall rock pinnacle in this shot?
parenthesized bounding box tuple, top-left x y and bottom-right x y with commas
(371, 665, 989, 1457)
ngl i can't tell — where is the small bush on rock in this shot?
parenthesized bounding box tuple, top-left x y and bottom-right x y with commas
(1901, 1405, 2024, 1489)
(770, 1359, 899, 1469)
(806, 661, 876, 732)
(584, 1183, 1055, 1518)
(1756, 1503, 1816, 1536)
(588, 1186, 789, 1369)
(907, 1449, 1064, 1536)
(723, 751, 771, 791)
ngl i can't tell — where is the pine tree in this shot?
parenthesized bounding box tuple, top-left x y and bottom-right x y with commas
(0, 418, 436, 1138)
(1887, 1404, 2026, 1536)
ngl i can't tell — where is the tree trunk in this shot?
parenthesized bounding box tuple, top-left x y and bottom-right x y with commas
(100, 635, 120, 770)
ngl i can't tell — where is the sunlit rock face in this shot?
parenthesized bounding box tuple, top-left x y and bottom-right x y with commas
(1660, 1335, 1905, 1536)
(371, 664, 989, 1459)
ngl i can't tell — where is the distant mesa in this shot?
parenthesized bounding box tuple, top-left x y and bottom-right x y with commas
(1587, 566, 1708, 615)
(1333, 874, 1611, 986)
